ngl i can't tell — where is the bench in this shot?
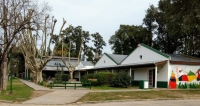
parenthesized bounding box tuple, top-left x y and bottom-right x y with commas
(50, 82, 91, 89)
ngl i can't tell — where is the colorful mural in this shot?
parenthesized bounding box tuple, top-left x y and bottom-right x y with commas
(169, 71, 176, 89)
(169, 66, 200, 89)
(197, 69, 200, 81)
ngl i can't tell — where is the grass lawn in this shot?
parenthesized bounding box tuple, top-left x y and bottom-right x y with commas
(78, 90, 200, 102)
(0, 78, 33, 102)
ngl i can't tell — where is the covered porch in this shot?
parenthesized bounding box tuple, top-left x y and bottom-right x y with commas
(85, 60, 169, 88)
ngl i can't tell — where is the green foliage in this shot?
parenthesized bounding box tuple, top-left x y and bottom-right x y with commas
(91, 32, 106, 61)
(81, 72, 115, 86)
(42, 73, 47, 81)
(196, 84, 200, 88)
(37, 81, 44, 86)
(144, 0, 200, 57)
(54, 73, 62, 82)
(54, 73, 69, 82)
(110, 72, 131, 88)
(109, 25, 151, 55)
(95, 72, 115, 86)
(62, 74, 69, 81)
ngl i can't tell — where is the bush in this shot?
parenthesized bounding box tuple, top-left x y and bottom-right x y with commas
(110, 72, 131, 88)
(62, 74, 69, 81)
(81, 72, 115, 86)
(42, 73, 47, 81)
(37, 81, 44, 86)
(96, 72, 115, 86)
(54, 73, 69, 82)
(54, 73, 62, 82)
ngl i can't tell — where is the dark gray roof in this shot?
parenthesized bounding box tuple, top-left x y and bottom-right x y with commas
(106, 53, 128, 64)
(46, 59, 78, 66)
(80, 61, 94, 66)
(169, 54, 200, 62)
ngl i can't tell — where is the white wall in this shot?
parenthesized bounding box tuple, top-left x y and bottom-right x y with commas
(157, 63, 169, 82)
(132, 68, 150, 81)
(95, 54, 117, 67)
(122, 45, 168, 65)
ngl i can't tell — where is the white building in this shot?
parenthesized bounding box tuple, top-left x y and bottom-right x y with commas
(87, 43, 200, 89)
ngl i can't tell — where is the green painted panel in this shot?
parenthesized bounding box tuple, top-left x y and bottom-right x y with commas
(157, 81, 168, 88)
(132, 80, 140, 86)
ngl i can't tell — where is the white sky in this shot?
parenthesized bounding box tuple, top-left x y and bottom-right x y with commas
(43, 0, 159, 54)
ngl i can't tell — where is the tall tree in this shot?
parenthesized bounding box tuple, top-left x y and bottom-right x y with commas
(82, 31, 90, 61)
(109, 25, 150, 55)
(91, 32, 106, 62)
(19, 16, 67, 83)
(86, 47, 94, 62)
(0, 0, 51, 91)
(146, 0, 200, 57)
(61, 25, 82, 80)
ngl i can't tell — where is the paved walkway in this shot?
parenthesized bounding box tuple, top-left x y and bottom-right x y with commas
(20, 79, 51, 91)
(20, 79, 90, 105)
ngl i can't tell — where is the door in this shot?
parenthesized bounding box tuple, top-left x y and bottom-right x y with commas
(149, 69, 155, 87)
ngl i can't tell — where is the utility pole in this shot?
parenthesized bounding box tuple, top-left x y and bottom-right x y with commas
(10, 51, 13, 94)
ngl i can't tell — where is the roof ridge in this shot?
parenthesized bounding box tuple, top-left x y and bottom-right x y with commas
(104, 53, 118, 64)
(140, 43, 169, 58)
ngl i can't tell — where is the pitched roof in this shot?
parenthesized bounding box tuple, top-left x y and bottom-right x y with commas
(168, 54, 200, 62)
(105, 53, 128, 64)
(140, 43, 169, 58)
(121, 43, 169, 63)
(45, 59, 78, 66)
(80, 61, 94, 66)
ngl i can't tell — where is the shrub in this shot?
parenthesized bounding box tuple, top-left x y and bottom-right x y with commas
(96, 72, 115, 86)
(37, 81, 44, 86)
(81, 72, 115, 86)
(81, 74, 95, 82)
(62, 74, 69, 81)
(110, 72, 131, 88)
(54, 73, 62, 82)
(42, 73, 47, 81)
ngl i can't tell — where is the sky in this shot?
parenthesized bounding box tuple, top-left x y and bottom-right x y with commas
(43, 0, 159, 54)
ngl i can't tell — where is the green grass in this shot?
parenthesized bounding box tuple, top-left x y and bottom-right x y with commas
(0, 78, 33, 102)
(78, 90, 200, 102)
(91, 86, 138, 90)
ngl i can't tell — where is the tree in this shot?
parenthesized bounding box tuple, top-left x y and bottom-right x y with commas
(61, 25, 82, 80)
(145, 0, 200, 57)
(86, 47, 94, 62)
(109, 25, 150, 55)
(19, 16, 67, 83)
(82, 31, 90, 61)
(91, 32, 106, 62)
(0, 0, 51, 91)
(60, 25, 91, 61)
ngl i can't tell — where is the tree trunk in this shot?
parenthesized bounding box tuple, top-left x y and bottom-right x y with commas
(0, 67, 2, 92)
(36, 71, 43, 83)
(3, 52, 8, 90)
(69, 71, 74, 80)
